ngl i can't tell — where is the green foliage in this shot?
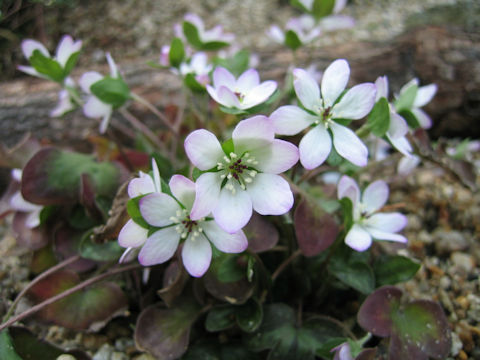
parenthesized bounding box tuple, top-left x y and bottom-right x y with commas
(29, 50, 64, 82)
(374, 255, 420, 286)
(0, 330, 22, 360)
(394, 84, 418, 111)
(126, 196, 150, 228)
(90, 76, 130, 108)
(214, 50, 250, 77)
(285, 30, 302, 51)
(169, 37, 185, 68)
(367, 97, 390, 137)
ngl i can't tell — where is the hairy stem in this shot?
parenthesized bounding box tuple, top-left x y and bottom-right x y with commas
(131, 92, 178, 136)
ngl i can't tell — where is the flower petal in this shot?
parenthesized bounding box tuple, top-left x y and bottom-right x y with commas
(10, 191, 41, 212)
(213, 66, 236, 89)
(138, 227, 180, 266)
(388, 112, 408, 139)
(321, 59, 350, 108)
(330, 122, 368, 166)
(190, 172, 222, 220)
(236, 69, 260, 93)
(365, 212, 408, 233)
(21, 39, 49, 59)
(184, 129, 224, 170)
(56, 35, 81, 67)
(118, 219, 148, 248)
(293, 68, 321, 111)
(213, 186, 252, 233)
(388, 135, 412, 157)
(83, 96, 112, 119)
(375, 76, 389, 101)
(332, 83, 376, 120)
(169, 175, 196, 210)
(270, 105, 317, 135)
(201, 221, 248, 253)
(241, 81, 277, 109)
(139, 193, 181, 227)
(397, 155, 421, 176)
(232, 115, 274, 154)
(182, 234, 212, 277)
(267, 25, 285, 43)
(25, 210, 41, 229)
(299, 125, 332, 169)
(79, 71, 103, 93)
(106, 52, 119, 78)
(17, 65, 43, 78)
(345, 224, 372, 251)
(412, 108, 432, 129)
(128, 172, 155, 198)
(364, 227, 407, 243)
(246, 173, 293, 215)
(362, 180, 389, 214)
(414, 84, 437, 108)
(251, 139, 299, 174)
(215, 86, 242, 108)
(337, 175, 360, 205)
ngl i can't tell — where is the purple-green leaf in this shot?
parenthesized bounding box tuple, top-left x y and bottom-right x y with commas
(245, 213, 279, 253)
(294, 198, 339, 256)
(27, 269, 127, 330)
(134, 300, 201, 360)
(11, 212, 48, 250)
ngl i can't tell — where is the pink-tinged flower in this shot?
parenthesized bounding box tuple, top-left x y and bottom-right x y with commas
(185, 115, 299, 233)
(397, 155, 421, 176)
(331, 342, 354, 360)
(206, 67, 277, 111)
(395, 78, 437, 129)
(118, 159, 161, 255)
(271, 59, 376, 169)
(9, 169, 42, 228)
(79, 53, 121, 133)
(50, 77, 77, 117)
(179, 52, 212, 85)
(18, 35, 82, 81)
(374, 76, 412, 157)
(337, 175, 407, 252)
(267, 15, 322, 45)
(138, 175, 248, 277)
(182, 13, 235, 44)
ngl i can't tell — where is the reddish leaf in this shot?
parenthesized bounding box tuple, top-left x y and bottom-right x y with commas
(294, 197, 339, 257)
(54, 226, 95, 273)
(12, 212, 48, 250)
(135, 300, 201, 360)
(28, 270, 127, 330)
(203, 271, 254, 305)
(244, 213, 279, 253)
(357, 286, 402, 337)
(157, 261, 189, 307)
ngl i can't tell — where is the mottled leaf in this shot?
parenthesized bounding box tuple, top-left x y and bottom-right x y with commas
(294, 198, 338, 257)
(158, 261, 189, 307)
(27, 269, 127, 330)
(245, 213, 279, 253)
(135, 300, 201, 360)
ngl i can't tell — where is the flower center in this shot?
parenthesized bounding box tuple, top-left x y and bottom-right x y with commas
(314, 106, 333, 128)
(216, 152, 258, 195)
(234, 91, 245, 102)
(170, 209, 203, 240)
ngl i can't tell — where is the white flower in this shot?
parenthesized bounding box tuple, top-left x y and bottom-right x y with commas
(179, 52, 212, 85)
(206, 67, 277, 111)
(9, 169, 42, 228)
(267, 15, 322, 45)
(183, 13, 235, 44)
(184, 115, 299, 233)
(337, 175, 407, 252)
(271, 59, 376, 169)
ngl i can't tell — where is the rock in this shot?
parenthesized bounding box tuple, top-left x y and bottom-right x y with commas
(450, 252, 475, 273)
(93, 344, 114, 360)
(434, 230, 469, 254)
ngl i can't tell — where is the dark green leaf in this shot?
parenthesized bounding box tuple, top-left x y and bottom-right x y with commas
(285, 30, 302, 51)
(152, 152, 175, 180)
(79, 233, 124, 261)
(0, 330, 22, 360)
(221, 138, 235, 156)
(184, 73, 206, 92)
(192, 167, 203, 181)
(200, 40, 230, 51)
(214, 50, 250, 77)
(394, 84, 418, 111)
(236, 298, 263, 333)
(39, 205, 57, 225)
(338, 197, 353, 230)
(183, 21, 203, 48)
(312, 0, 335, 19)
(63, 51, 80, 76)
(374, 255, 420, 286)
(205, 305, 236, 332)
(68, 204, 97, 230)
(126, 196, 150, 228)
(330, 260, 375, 294)
(90, 76, 130, 108)
(367, 98, 391, 137)
(290, 0, 310, 12)
(398, 109, 420, 129)
(211, 253, 245, 283)
(29, 50, 64, 82)
(169, 37, 185, 68)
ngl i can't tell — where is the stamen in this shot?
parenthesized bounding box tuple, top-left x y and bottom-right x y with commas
(230, 152, 237, 158)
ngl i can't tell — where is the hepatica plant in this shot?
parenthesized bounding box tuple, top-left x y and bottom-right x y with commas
(1, 4, 460, 360)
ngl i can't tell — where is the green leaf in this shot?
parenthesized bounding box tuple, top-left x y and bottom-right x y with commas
(367, 98, 391, 137)
(236, 298, 263, 333)
(338, 197, 353, 230)
(169, 37, 185, 68)
(330, 260, 375, 294)
(211, 253, 245, 283)
(312, 0, 335, 19)
(214, 50, 250, 77)
(394, 84, 418, 111)
(39, 205, 57, 225)
(221, 138, 235, 156)
(219, 105, 247, 115)
(79, 232, 124, 261)
(90, 76, 130, 108)
(183, 21, 203, 48)
(205, 305, 236, 332)
(0, 330, 22, 360)
(374, 255, 420, 286)
(182, 342, 261, 360)
(29, 50, 64, 82)
(398, 109, 421, 129)
(63, 51, 80, 77)
(200, 40, 230, 51)
(126, 196, 150, 228)
(290, 0, 310, 12)
(192, 167, 203, 181)
(184, 73, 206, 92)
(326, 145, 343, 166)
(285, 30, 302, 51)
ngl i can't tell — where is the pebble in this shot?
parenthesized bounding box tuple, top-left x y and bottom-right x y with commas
(433, 230, 469, 254)
(56, 356, 76, 360)
(450, 252, 475, 273)
(93, 344, 114, 360)
(132, 355, 156, 360)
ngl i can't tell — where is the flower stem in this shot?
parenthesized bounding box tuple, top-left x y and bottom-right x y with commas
(131, 92, 178, 136)
(0, 263, 141, 332)
(355, 123, 371, 138)
(271, 249, 302, 281)
(2, 255, 81, 323)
